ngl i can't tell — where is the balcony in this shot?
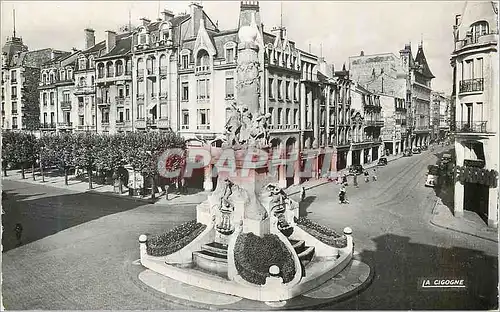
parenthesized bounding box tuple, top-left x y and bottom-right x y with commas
(106, 70, 115, 78)
(395, 107, 407, 113)
(147, 68, 157, 76)
(61, 100, 72, 110)
(455, 31, 499, 51)
(157, 118, 170, 129)
(197, 124, 210, 130)
(116, 96, 125, 106)
(459, 78, 484, 93)
(196, 65, 210, 74)
(365, 120, 384, 127)
(463, 158, 485, 168)
(135, 118, 146, 128)
(74, 85, 95, 95)
(40, 122, 56, 129)
(11, 110, 18, 115)
(97, 98, 110, 107)
(455, 121, 488, 133)
(146, 118, 157, 126)
(58, 122, 73, 129)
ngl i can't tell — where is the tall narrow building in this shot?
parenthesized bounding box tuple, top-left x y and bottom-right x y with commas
(451, 1, 499, 228)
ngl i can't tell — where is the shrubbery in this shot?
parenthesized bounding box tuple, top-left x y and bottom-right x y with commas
(234, 232, 296, 285)
(146, 220, 206, 256)
(295, 217, 348, 248)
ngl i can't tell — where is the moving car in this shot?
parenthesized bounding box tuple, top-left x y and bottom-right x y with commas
(441, 153, 452, 164)
(425, 165, 440, 187)
(377, 157, 388, 166)
(349, 164, 364, 175)
(403, 148, 412, 157)
(412, 147, 421, 154)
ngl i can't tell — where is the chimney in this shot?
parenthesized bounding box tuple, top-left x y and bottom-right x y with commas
(162, 9, 174, 22)
(140, 17, 151, 26)
(84, 28, 95, 49)
(105, 30, 117, 53)
(455, 14, 461, 26)
(271, 26, 285, 40)
(190, 2, 203, 36)
(360, 50, 364, 56)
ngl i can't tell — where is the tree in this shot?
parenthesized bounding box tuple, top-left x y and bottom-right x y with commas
(73, 132, 99, 189)
(50, 133, 75, 186)
(1, 131, 17, 176)
(12, 132, 38, 179)
(38, 134, 58, 182)
(95, 133, 127, 193)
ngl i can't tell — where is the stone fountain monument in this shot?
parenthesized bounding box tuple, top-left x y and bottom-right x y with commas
(138, 10, 360, 303)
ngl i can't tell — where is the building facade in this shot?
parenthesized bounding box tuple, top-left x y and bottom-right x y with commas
(349, 44, 435, 150)
(379, 92, 407, 156)
(2, 34, 66, 131)
(451, 1, 499, 228)
(430, 91, 451, 140)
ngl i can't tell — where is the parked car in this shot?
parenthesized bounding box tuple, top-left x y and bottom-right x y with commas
(378, 157, 388, 166)
(349, 164, 364, 175)
(425, 165, 440, 187)
(412, 147, 421, 154)
(441, 153, 452, 164)
(403, 148, 413, 157)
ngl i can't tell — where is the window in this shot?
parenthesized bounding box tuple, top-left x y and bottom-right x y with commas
(118, 88, 124, 98)
(119, 111, 124, 122)
(89, 56, 95, 69)
(43, 113, 47, 124)
(50, 112, 54, 124)
(285, 81, 290, 100)
(78, 97, 84, 107)
(182, 54, 189, 69)
(63, 92, 70, 103)
(268, 78, 274, 98)
(464, 60, 473, 80)
(98, 64, 105, 78)
(126, 109, 130, 121)
(125, 85, 130, 96)
(140, 33, 147, 44)
(116, 61, 124, 76)
(79, 115, 84, 126)
(79, 77, 86, 86)
(12, 117, 17, 128)
(285, 108, 290, 124)
(43, 93, 47, 106)
(476, 58, 483, 79)
(225, 77, 234, 99)
(11, 86, 17, 99)
(226, 48, 235, 63)
(182, 109, 189, 128)
(50, 92, 55, 105)
(294, 109, 298, 125)
(277, 108, 283, 124)
(182, 82, 189, 101)
(10, 70, 16, 83)
(102, 111, 109, 123)
(11, 101, 17, 113)
(294, 82, 298, 101)
(277, 80, 283, 99)
(137, 104, 144, 119)
(197, 78, 210, 100)
(91, 115, 95, 126)
(79, 58, 86, 70)
(470, 21, 489, 42)
(197, 109, 210, 129)
(60, 71, 66, 81)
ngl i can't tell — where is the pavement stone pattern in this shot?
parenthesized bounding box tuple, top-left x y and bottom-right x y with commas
(431, 199, 498, 242)
(136, 259, 373, 310)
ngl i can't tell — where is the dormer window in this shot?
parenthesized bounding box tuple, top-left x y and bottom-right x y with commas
(67, 68, 73, 79)
(224, 42, 236, 63)
(470, 21, 489, 42)
(196, 50, 210, 72)
(79, 58, 86, 70)
(60, 70, 66, 81)
(89, 56, 95, 69)
(160, 24, 170, 42)
(139, 28, 148, 45)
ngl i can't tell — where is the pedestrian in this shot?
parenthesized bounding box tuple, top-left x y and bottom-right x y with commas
(14, 223, 23, 246)
(300, 186, 306, 202)
(353, 173, 358, 188)
(342, 173, 348, 186)
(364, 170, 370, 183)
(372, 169, 377, 181)
(339, 185, 349, 204)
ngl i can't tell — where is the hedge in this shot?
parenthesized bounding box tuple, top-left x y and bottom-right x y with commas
(295, 217, 348, 248)
(234, 232, 296, 285)
(146, 220, 207, 256)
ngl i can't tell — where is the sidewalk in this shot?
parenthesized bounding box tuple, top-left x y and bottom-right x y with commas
(1, 169, 206, 206)
(430, 198, 498, 243)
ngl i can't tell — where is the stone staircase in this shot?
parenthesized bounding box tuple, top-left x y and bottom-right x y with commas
(289, 239, 315, 267)
(192, 237, 315, 279)
(192, 242, 228, 278)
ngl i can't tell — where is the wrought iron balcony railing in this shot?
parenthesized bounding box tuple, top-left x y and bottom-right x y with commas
(459, 78, 484, 93)
(455, 121, 487, 133)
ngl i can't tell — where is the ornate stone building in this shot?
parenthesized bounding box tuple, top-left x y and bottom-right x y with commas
(451, 1, 499, 227)
(2, 33, 65, 131)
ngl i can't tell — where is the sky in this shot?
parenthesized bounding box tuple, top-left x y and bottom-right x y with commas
(1, 1, 467, 94)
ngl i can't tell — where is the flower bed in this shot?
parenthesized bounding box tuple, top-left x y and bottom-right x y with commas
(295, 217, 348, 248)
(146, 220, 207, 256)
(234, 232, 296, 285)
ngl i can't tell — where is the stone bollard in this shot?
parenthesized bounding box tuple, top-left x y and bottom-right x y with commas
(139, 234, 148, 261)
(344, 227, 353, 252)
(265, 265, 283, 288)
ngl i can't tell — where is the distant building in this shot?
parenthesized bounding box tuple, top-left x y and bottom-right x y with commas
(450, 1, 499, 228)
(2, 33, 66, 131)
(379, 92, 407, 155)
(349, 43, 435, 149)
(430, 91, 450, 140)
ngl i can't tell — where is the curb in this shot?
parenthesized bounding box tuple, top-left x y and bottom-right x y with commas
(429, 200, 498, 243)
(86, 190, 156, 204)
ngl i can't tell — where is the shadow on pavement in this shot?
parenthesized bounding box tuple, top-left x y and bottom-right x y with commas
(2, 190, 147, 253)
(327, 233, 498, 310)
(299, 195, 317, 217)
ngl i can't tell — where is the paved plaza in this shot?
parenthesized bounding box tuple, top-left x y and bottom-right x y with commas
(1, 147, 498, 310)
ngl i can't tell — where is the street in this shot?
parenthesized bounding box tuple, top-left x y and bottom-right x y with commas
(1, 147, 498, 310)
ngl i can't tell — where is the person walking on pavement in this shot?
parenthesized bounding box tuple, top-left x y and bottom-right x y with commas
(364, 170, 370, 183)
(353, 172, 359, 188)
(339, 185, 349, 204)
(14, 223, 23, 247)
(372, 169, 378, 181)
(301, 186, 306, 202)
